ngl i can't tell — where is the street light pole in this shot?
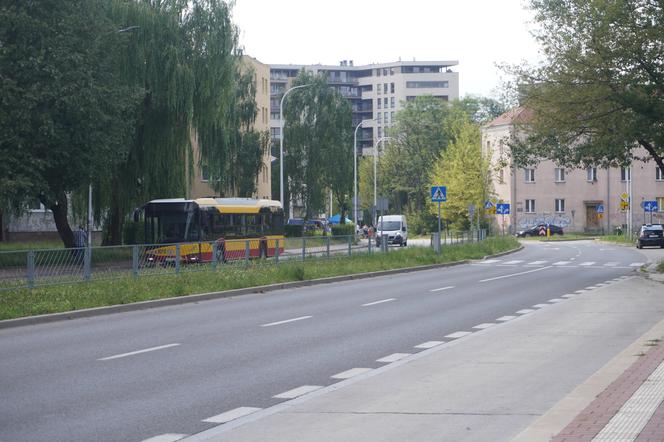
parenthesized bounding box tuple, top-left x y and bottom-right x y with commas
(353, 120, 364, 229)
(279, 83, 312, 209)
(374, 136, 393, 216)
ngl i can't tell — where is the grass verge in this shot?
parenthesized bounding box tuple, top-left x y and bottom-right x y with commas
(0, 236, 518, 320)
(657, 260, 664, 273)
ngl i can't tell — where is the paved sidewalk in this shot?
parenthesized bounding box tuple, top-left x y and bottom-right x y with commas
(184, 267, 664, 442)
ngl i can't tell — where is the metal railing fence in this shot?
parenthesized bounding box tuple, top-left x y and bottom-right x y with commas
(0, 231, 488, 291)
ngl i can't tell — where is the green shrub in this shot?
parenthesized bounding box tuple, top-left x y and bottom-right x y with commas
(331, 223, 355, 236)
(123, 221, 145, 245)
(284, 224, 303, 237)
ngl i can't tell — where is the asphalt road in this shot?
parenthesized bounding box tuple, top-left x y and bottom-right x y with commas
(0, 240, 648, 442)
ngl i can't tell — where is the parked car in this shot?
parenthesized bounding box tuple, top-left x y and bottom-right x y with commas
(636, 224, 664, 249)
(375, 214, 408, 246)
(286, 218, 327, 232)
(516, 224, 564, 237)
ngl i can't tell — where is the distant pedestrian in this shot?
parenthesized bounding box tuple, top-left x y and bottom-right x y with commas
(72, 225, 87, 262)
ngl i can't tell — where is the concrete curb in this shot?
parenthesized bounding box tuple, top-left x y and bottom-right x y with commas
(0, 244, 524, 330)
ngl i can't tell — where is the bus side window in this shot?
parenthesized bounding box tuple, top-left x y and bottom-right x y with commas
(245, 215, 261, 236)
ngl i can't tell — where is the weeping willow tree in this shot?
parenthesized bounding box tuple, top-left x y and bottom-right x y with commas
(93, 0, 241, 244)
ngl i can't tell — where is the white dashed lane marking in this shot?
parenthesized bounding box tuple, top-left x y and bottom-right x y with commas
(141, 434, 188, 442)
(562, 294, 575, 298)
(532, 304, 549, 309)
(496, 315, 517, 321)
(630, 262, 645, 267)
(479, 266, 551, 282)
(604, 262, 618, 267)
(261, 316, 312, 327)
(579, 261, 595, 266)
(362, 298, 395, 307)
(376, 353, 411, 363)
(481, 259, 502, 264)
(553, 261, 572, 265)
(273, 385, 322, 399)
(331, 368, 372, 379)
(445, 331, 473, 339)
(203, 407, 262, 424)
(415, 341, 445, 349)
(503, 260, 524, 265)
(430, 286, 455, 292)
(98, 343, 180, 361)
(516, 309, 535, 314)
(548, 298, 564, 303)
(527, 260, 547, 265)
(472, 323, 495, 330)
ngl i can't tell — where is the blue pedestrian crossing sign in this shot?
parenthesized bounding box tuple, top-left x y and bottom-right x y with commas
(596, 204, 604, 214)
(484, 201, 494, 210)
(496, 203, 510, 215)
(643, 200, 658, 212)
(431, 186, 447, 202)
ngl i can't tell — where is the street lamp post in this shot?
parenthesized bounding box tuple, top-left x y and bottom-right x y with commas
(279, 84, 312, 209)
(373, 136, 393, 216)
(353, 120, 364, 229)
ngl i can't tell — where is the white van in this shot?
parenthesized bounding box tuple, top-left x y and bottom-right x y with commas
(375, 215, 408, 246)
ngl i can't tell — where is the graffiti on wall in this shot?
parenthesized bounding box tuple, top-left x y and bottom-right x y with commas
(518, 214, 572, 229)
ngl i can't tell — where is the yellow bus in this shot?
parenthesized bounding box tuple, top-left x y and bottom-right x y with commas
(139, 198, 285, 264)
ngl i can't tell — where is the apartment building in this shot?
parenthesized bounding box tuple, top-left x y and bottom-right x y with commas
(482, 108, 664, 233)
(189, 55, 272, 200)
(269, 60, 459, 153)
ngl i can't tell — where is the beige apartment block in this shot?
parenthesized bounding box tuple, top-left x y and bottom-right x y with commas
(482, 108, 664, 234)
(269, 60, 459, 155)
(189, 55, 272, 200)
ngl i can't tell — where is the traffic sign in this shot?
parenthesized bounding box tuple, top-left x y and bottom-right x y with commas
(496, 203, 510, 215)
(643, 200, 658, 212)
(484, 201, 494, 210)
(431, 186, 447, 202)
(620, 201, 630, 211)
(620, 192, 629, 201)
(596, 204, 604, 214)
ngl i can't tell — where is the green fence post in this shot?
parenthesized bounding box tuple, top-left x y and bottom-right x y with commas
(211, 242, 218, 270)
(326, 236, 330, 258)
(27, 250, 35, 289)
(132, 245, 139, 277)
(302, 237, 306, 261)
(348, 235, 352, 256)
(368, 235, 372, 254)
(83, 246, 91, 281)
(175, 244, 181, 274)
(245, 240, 250, 267)
(275, 239, 280, 264)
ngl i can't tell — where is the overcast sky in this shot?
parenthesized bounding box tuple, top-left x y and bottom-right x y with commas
(232, 0, 542, 98)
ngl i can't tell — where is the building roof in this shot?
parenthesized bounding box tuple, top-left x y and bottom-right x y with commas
(270, 60, 459, 71)
(485, 107, 533, 128)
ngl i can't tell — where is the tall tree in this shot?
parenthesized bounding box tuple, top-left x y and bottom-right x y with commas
(0, 0, 140, 247)
(428, 118, 492, 230)
(380, 96, 456, 214)
(507, 0, 664, 172)
(283, 71, 352, 218)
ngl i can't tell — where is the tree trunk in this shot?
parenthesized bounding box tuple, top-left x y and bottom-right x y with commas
(49, 191, 75, 248)
(104, 204, 123, 246)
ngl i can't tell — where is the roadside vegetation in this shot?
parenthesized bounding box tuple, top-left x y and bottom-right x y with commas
(0, 236, 518, 321)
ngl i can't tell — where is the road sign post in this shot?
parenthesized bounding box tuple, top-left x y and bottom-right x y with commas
(643, 200, 657, 224)
(431, 186, 447, 253)
(496, 203, 510, 235)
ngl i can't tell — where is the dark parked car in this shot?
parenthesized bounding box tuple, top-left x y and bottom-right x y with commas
(516, 224, 564, 237)
(286, 218, 328, 232)
(636, 224, 664, 249)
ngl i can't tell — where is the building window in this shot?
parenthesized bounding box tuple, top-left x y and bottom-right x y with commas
(28, 199, 48, 212)
(390, 111, 395, 122)
(270, 127, 281, 140)
(201, 164, 210, 182)
(377, 99, 381, 109)
(376, 68, 381, 77)
(390, 67, 395, 75)
(586, 167, 598, 182)
(555, 168, 565, 182)
(525, 199, 535, 213)
(377, 127, 383, 138)
(390, 83, 395, 93)
(621, 167, 631, 182)
(383, 83, 388, 93)
(377, 113, 382, 124)
(525, 168, 535, 183)
(405, 81, 449, 88)
(390, 97, 395, 108)
(658, 196, 664, 212)
(383, 68, 388, 76)
(377, 83, 381, 95)
(383, 97, 388, 107)
(384, 112, 389, 124)
(657, 166, 663, 181)
(555, 198, 565, 213)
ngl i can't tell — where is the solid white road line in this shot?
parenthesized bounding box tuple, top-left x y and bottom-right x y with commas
(98, 343, 180, 361)
(261, 316, 312, 327)
(362, 298, 396, 307)
(445, 331, 473, 339)
(472, 323, 495, 330)
(479, 266, 552, 283)
(141, 434, 188, 442)
(548, 298, 564, 303)
(553, 261, 572, 265)
(331, 368, 372, 379)
(273, 385, 322, 399)
(532, 304, 549, 309)
(496, 315, 517, 321)
(579, 261, 595, 266)
(516, 309, 535, 314)
(430, 286, 455, 292)
(415, 341, 445, 349)
(604, 262, 619, 267)
(376, 353, 411, 363)
(481, 259, 502, 264)
(203, 407, 262, 424)
(503, 260, 524, 264)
